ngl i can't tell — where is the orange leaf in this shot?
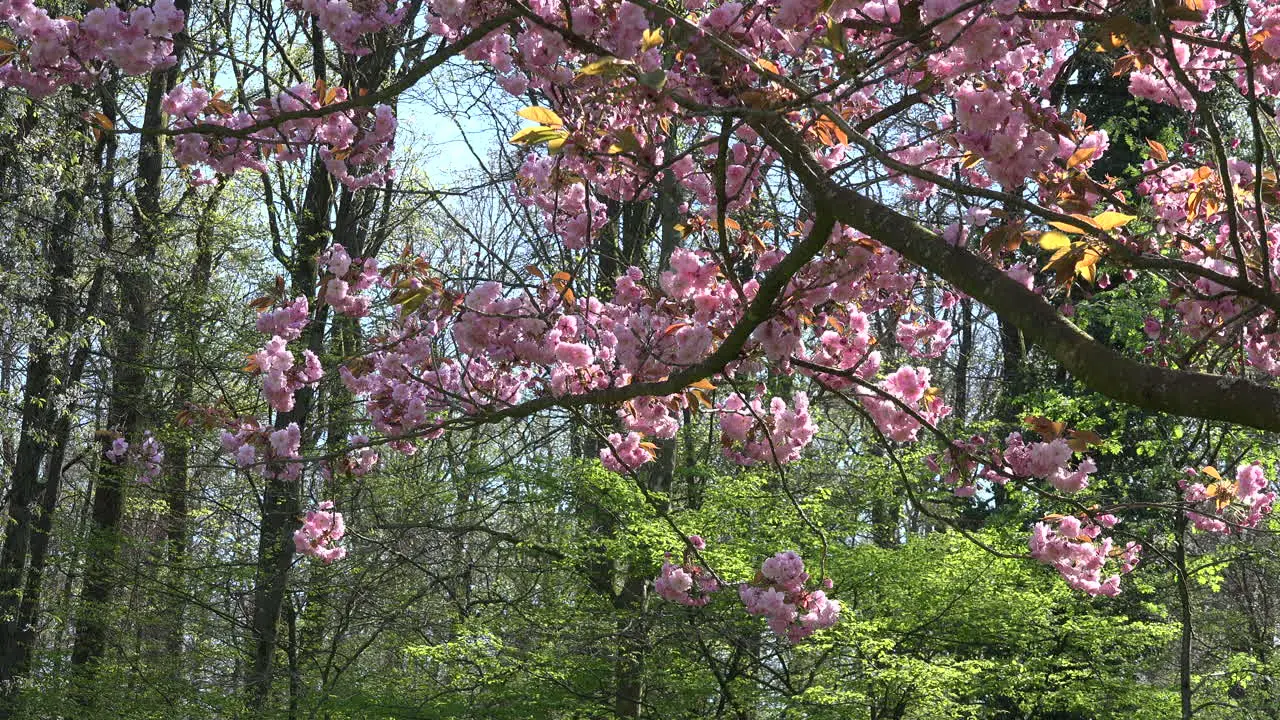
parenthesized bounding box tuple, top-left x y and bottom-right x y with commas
(1146, 138, 1168, 163)
(688, 388, 713, 408)
(1189, 166, 1214, 185)
(1066, 429, 1104, 452)
(755, 58, 780, 76)
(663, 322, 690, 336)
(1066, 146, 1097, 169)
(1025, 416, 1066, 441)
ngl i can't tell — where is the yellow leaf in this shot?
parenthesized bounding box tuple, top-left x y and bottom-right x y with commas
(516, 106, 564, 127)
(509, 127, 568, 147)
(575, 57, 634, 80)
(1069, 213, 1101, 229)
(1039, 231, 1073, 250)
(1094, 211, 1137, 231)
(1074, 247, 1104, 282)
(1046, 221, 1085, 234)
(1202, 466, 1223, 480)
(0, 38, 16, 53)
(609, 128, 643, 155)
(1075, 258, 1097, 284)
(689, 378, 717, 391)
(509, 126, 543, 144)
(641, 27, 664, 52)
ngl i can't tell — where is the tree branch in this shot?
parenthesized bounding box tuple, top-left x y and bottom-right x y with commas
(754, 117, 1280, 433)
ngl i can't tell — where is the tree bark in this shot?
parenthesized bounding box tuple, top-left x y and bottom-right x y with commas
(0, 177, 83, 712)
(758, 117, 1280, 432)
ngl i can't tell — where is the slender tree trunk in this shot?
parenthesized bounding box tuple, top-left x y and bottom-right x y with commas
(246, 23, 402, 706)
(161, 189, 221, 663)
(953, 298, 973, 421)
(71, 20, 186, 675)
(0, 169, 86, 713)
(246, 141, 335, 712)
(6, 264, 106, 697)
(1175, 508, 1193, 720)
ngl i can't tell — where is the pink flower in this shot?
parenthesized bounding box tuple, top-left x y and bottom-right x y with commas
(294, 499, 347, 563)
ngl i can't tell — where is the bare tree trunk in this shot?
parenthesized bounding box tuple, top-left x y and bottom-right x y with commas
(1175, 508, 1193, 720)
(953, 298, 973, 421)
(6, 262, 107, 701)
(246, 124, 335, 713)
(0, 176, 82, 712)
(71, 19, 186, 674)
(245, 18, 405, 705)
(161, 188, 221, 663)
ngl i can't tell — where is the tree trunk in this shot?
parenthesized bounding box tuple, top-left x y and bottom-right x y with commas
(71, 24, 186, 677)
(0, 177, 82, 712)
(246, 141, 335, 712)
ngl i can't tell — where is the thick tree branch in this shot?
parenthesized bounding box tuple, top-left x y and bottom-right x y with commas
(754, 118, 1280, 433)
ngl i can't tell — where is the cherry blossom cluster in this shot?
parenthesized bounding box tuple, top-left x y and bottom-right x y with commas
(286, 0, 407, 56)
(950, 81, 1110, 189)
(164, 83, 396, 189)
(0, 0, 184, 97)
(600, 431, 656, 473)
(1029, 514, 1141, 597)
(220, 420, 303, 480)
(738, 551, 840, 643)
(256, 296, 310, 340)
(858, 366, 952, 443)
(246, 336, 323, 413)
(341, 221, 929, 479)
(293, 500, 347, 563)
(717, 391, 816, 466)
(925, 434, 1007, 499)
(654, 539, 720, 607)
(244, 244, 380, 415)
(1002, 431, 1096, 494)
(652, 542, 838, 642)
(895, 317, 953, 360)
(103, 431, 165, 484)
(1181, 463, 1276, 534)
(341, 435, 380, 476)
(319, 243, 379, 317)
